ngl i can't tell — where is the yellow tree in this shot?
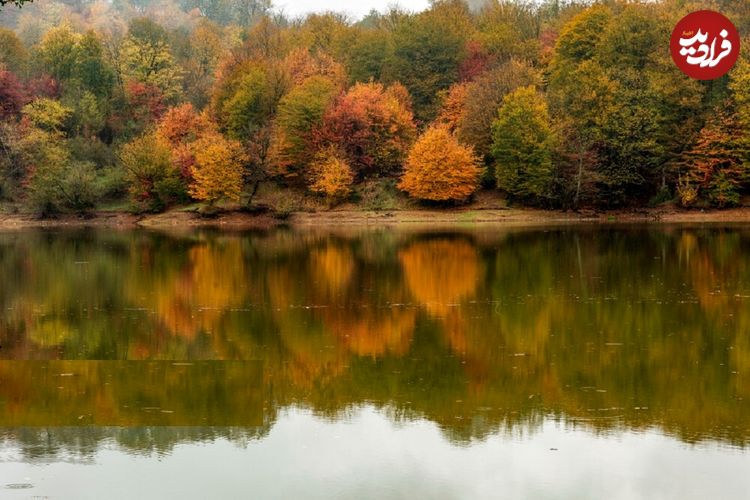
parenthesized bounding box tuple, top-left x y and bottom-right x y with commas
(189, 133, 248, 205)
(398, 126, 482, 202)
(308, 147, 354, 203)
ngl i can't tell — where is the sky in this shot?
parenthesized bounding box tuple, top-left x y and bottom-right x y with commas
(275, 0, 432, 20)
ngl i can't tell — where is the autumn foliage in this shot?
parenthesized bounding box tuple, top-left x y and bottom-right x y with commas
(308, 147, 354, 202)
(315, 82, 416, 178)
(2, 0, 750, 213)
(156, 103, 216, 180)
(398, 127, 482, 202)
(189, 133, 248, 204)
(0, 70, 26, 121)
(674, 113, 747, 208)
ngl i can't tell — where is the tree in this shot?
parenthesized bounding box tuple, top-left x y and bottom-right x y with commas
(34, 24, 80, 84)
(120, 18, 183, 101)
(435, 82, 468, 135)
(0, 70, 27, 121)
(673, 113, 748, 208)
(119, 132, 185, 212)
(308, 147, 354, 203)
(398, 126, 482, 202)
(388, 1, 470, 122)
(475, 0, 541, 64)
(180, 19, 226, 108)
(124, 80, 167, 132)
(0, 0, 34, 9)
(345, 28, 390, 84)
(34, 26, 114, 104)
(270, 76, 338, 180)
(18, 126, 71, 215)
(315, 82, 416, 178)
(457, 60, 540, 159)
(281, 47, 346, 88)
(0, 28, 28, 75)
(492, 86, 555, 201)
(15, 101, 101, 215)
(189, 132, 247, 204)
(156, 104, 208, 146)
(66, 90, 106, 138)
(211, 61, 280, 141)
(22, 98, 71, 133)
(73, 31, 115, 98)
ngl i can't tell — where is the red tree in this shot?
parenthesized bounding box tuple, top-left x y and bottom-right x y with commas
(0, 70, 27, 121)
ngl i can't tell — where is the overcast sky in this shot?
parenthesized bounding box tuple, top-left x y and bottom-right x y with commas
(275, 0, 432, 20)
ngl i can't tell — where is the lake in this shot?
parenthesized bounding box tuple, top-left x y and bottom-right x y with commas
(1, 225, 749, 499)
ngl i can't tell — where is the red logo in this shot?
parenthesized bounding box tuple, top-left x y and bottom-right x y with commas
(670, 10, 740, 80)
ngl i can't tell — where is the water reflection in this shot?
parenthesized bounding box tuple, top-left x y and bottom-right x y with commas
(1, 226, 750, 455)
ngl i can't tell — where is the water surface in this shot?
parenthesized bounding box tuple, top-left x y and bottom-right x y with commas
(1, 225, 749, 498)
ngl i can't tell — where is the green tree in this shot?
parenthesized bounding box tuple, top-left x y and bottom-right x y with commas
(271, 76, 338, 180)
(34, 24, 81, 84)
(492, 86, 555, 201)
(388, 1, 470, 122)
(0, 28, 28, 75)
(22, 98, 72, 133)
(119, 133, 186, 212)
(121, 18, 183, 101)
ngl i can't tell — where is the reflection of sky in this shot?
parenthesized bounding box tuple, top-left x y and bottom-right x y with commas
(2, 407, 749, 499)
(276, 0, 430, 20)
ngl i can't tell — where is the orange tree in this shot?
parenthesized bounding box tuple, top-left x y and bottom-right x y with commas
(398, 126, 482, 202)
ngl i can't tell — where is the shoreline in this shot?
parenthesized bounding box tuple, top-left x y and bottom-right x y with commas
(3, 207, 750, 229)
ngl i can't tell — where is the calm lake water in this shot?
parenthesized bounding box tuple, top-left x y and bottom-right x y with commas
(1, 225, 750, 499)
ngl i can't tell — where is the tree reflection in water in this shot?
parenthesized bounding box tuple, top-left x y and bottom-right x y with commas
(1, 226, 750, 458)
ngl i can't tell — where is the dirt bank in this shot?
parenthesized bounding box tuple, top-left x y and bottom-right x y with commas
(2, 206, 750, 230)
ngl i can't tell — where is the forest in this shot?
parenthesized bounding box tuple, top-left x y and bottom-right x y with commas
(0, 0, 749, 215)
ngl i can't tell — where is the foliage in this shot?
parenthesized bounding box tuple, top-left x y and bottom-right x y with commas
(308, 147, 354, 202)
(0, 28, 28, 74)
(435, 83, 468, 135)
(22, 98, 72, 133)
(457, 60, 540, 159)
(315, 82, 416, 178)
(0, 70, 27, 121)
(492, 86, 555, 201)
(673, 113, 748, 208)
(398, 126, 482, 202)
(121, 18, 183, 101)
(0, 0, 750, 212)
(189, 132, 247, 204)
(388, 1, 470, 122)
(119, 132, 185, 212)
(281, 47, 346, 88)
(270, 75, 338, 180)
(211, 61, 281, 141)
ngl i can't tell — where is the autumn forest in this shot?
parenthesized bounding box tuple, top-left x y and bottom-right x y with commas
(1, 0, 749, 216)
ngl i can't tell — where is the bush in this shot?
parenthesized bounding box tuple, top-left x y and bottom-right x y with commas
(60, 161, 101, 212)
(708, 172, 741, 208)
(27, 161, 103, 215)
